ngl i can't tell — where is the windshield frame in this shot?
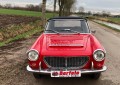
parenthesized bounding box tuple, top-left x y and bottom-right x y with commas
(44, 19, 91, 34)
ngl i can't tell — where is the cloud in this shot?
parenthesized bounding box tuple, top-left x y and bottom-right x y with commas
(0, 0, 120, 15)
(76, 0, 120, 15)
(0, 0, 40, 7)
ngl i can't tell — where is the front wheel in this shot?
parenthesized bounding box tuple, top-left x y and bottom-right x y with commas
(91, 73, 101, 79)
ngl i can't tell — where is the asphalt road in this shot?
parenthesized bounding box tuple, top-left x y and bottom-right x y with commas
(0, 21, 120, 85)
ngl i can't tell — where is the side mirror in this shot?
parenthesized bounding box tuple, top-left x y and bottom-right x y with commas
(44, 23, 48, 29)
(91, 30, 96, 34)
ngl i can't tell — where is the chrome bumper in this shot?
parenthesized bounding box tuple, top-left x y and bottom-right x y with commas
(26, 65, 107, 74)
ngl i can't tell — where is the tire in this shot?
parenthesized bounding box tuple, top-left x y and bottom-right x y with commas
(33, 73, 42, 79)
(91, 73, 101, 79)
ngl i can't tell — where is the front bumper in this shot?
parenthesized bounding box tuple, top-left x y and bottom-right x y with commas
(26, 65, 107, 74)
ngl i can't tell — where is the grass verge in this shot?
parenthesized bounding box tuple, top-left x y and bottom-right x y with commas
(0, 27, 43, 47)
(90, 16, 120, 25)
(94, 21, 120, 32)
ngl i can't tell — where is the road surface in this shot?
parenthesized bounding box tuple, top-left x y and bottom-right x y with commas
(0, 21, 120, 85)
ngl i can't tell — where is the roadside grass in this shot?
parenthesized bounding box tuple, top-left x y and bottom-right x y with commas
(0, 28, 43, 47)
(94, 21, 120, 32)
(91, 16, 120, 25)
(0, 21, 43, 47)
(108, 17, 120, 24)
(0, 8, 55, 18)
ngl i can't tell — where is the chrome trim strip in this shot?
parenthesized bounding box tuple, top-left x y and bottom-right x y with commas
(65, 57, 67, 68)
(49, 44, 84, 47)
(26, 65, 107, 74)
(94, 49, 106, 54)
(103, 47, 107, 53)
(26, 49, 39, 54)
(39, 62, 41, 71)
(91, 62, 94, 70)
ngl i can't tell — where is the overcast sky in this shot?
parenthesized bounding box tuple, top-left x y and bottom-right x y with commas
(0, 0, 120, 15)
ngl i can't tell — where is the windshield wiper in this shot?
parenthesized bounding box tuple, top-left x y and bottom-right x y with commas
(45, 29, 59, 34)
(60, 29, 80, 34)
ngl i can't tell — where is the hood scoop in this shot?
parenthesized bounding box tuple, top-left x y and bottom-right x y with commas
(48, 36, 84, 47)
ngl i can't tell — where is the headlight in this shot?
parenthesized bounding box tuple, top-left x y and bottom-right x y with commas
(93, 50, 105, 61)
(27, 50, 39, 61)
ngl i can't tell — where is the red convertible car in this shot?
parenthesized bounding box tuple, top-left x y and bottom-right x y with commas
(26, 17, 107, 79)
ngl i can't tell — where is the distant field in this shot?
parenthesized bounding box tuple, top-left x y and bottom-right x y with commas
(0, 8, 54, 18)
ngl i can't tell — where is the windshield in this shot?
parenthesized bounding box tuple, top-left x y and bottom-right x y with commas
(45, 19, 90, 33)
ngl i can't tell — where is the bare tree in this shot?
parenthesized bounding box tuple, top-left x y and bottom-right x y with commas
(71, 4, 77, 13)
(26, 4, 34, 11)
(102, 11, 110, 17)
(79, 6, 85, 15)
(58, 0, 76, 16)
(53, 0, 57, 17)
(0, 4, 2, 8)
(26, 4, 41, 11)
(58, 0, 64, 16)
(42, 0, 47, 27)
(4, 4, 12, 9)
(107, 11, 111, 16)
(87, 11, 92, 15)
(64, 0, 76, 16)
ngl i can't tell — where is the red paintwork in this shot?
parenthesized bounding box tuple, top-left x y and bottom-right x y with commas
(28, 33, 105, 70)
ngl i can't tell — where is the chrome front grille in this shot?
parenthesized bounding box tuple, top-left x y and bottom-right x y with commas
(44, 56, 89, 69)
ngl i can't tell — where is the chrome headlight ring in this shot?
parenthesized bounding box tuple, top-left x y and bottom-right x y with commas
(93, 49, 106, 61)
(27, 49, 39, 61)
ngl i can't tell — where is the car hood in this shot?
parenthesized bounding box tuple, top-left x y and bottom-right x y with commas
(41, 34, 91, 52)
(40, 34, 92, 56)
